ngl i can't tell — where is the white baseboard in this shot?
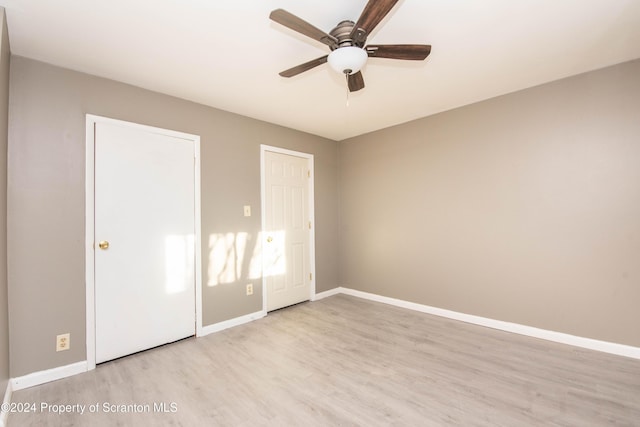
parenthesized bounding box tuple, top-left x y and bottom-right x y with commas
(337, 287, 640, 360)
(6, 288, 637, 403)
(198, 310, 267, 337)
(10, 361, 88, 392)
(313, 287, 342, 301)
(8, 310, 268, 393)
(0, 380, 12, 427)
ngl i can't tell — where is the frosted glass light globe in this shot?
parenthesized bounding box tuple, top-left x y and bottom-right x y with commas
(327, 47, 368, 75)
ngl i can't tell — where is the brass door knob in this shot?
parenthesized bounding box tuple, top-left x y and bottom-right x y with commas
(98, 240, 110, 250)
(266, 236, 273, 243)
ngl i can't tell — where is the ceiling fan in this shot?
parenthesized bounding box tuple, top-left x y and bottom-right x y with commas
(270, 0, 431, 92)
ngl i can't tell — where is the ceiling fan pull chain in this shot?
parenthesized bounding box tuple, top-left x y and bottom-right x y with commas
(345, 74, 350, 107)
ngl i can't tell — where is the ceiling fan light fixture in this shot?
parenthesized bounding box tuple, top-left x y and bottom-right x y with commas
(327, 46, 368, 75)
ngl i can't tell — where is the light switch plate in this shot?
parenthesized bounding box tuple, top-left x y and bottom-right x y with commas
(244, 205, 251, 217)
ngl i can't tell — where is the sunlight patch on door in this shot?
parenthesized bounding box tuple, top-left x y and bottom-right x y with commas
(164, 234, 195, 295)
(263, 230, 286, 277)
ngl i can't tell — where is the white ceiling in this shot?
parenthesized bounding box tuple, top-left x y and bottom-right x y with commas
(2, 0, 640, 141)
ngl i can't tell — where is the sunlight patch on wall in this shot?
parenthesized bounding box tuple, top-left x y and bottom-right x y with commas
(208, 233, 247, 286)
(207, 231, 262, 286)
(207, 231, 285, 287)
(248, 232, 263, 280)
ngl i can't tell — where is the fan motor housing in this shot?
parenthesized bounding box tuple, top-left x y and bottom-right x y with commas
(330, 20, 359, 49)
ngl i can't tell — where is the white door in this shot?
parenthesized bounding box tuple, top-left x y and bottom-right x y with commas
(94, 122, 196, 363)
(263, 150, 312, 311)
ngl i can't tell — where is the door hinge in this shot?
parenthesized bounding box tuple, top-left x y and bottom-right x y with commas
(308, 170, 311, 178)
(308, 221, 312, 229)
(309, 273, 313, 281)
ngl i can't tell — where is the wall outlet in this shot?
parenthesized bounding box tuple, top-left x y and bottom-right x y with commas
(56, 333, 70, 352)
(246, 283, 253, 296)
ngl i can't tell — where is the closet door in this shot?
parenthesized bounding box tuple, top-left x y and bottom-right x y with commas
(94, 121, 195, 363)
(263, 150, 312, 311)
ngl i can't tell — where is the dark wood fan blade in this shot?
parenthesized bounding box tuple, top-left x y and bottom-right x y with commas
(270, 9, 338, 49)
(279, 55, 328, 78)
(350, 0, 400, 45)
(365, 44, 431, 60)
(347, 71, 365, 92)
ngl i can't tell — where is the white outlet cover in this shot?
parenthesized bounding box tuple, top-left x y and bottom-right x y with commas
(56, 333, 71, 352)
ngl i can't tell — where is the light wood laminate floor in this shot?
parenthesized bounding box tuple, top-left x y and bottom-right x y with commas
(8, 294, 640, 426)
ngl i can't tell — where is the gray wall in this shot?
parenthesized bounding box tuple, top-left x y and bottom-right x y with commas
(7, 57, 339, 376)
(5, 50, 639, 379)
(0, 8, 10, 394)
(339, 59, 640, 347)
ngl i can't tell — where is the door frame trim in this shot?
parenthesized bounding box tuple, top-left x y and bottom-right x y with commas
(260, 145, 316, 312)
(85, 115, 202, 370)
